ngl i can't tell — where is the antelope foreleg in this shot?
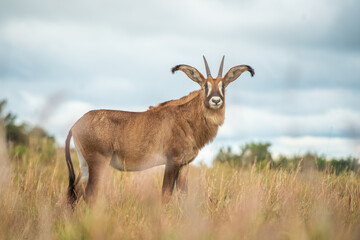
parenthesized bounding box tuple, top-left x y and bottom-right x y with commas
(162, 163, 180, 203)
(176, 164, 189, 194)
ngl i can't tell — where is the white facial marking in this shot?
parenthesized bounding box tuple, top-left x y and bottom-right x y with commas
(209, 96, 223, 109)
(218, 82, 224, 97)
(74, 143, 89, 181)
(207, 82, 212, 97)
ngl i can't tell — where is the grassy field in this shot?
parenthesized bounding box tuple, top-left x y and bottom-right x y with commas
(1, 142, 360, 240)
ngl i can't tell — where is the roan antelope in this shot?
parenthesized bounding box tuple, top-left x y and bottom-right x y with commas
(65, 56, 254, 207)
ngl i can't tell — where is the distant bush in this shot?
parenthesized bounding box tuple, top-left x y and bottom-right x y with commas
(0, 99, 56, 162)
(328, 157, 359, 174)
(214, 142, 359, 175)
(214, 142, 272, 169)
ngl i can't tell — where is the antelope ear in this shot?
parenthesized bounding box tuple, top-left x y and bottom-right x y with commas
(172, 65, 206, 86)
(223, 65, 254, 87)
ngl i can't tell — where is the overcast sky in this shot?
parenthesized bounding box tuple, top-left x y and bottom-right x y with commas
(1, 0, 359, 164)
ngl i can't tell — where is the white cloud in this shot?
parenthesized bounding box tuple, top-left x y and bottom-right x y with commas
(20, 90, 45, 111)
(227, 88, 360, 115)
(16, 91, 46, 125)
(219, 105, 360, 138)
(45, 100, 93, 143)
(272, 136, 360, 158)
(13, 90, 92, 144)
(84, 76, 135, 95)
(195, 145, 219, 166)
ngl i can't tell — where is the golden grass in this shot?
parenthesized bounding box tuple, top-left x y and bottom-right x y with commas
(1, 145, 360, 240)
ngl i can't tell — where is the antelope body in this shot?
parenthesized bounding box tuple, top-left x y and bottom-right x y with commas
(65, 56, 254, 207)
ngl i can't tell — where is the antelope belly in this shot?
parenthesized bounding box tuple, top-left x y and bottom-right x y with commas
(110, 153, 166, 171)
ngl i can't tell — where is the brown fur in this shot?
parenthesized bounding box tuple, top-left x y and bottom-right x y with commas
(65, 59, 254, 206)
(149, 90, 201, 110)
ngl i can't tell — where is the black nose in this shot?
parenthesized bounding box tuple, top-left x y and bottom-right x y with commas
(212, 98, 221, 104)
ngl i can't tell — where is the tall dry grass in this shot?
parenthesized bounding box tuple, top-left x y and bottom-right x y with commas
(1, 143, 360, 239)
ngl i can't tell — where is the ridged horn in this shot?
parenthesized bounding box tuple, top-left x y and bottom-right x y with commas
(218, 55, 225, 77)
(203, 55, 212, 78)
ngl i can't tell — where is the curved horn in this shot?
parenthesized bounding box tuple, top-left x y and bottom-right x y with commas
(203, 55, 212, 78)
(218, 55, 225, 77)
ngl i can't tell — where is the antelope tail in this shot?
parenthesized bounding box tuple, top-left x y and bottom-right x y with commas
(65, 130, 77, 207)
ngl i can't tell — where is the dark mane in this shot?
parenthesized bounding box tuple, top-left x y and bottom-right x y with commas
(148, 90, 202, 110)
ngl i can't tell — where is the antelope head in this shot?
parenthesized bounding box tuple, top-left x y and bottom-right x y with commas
(172, 56, 255, 109)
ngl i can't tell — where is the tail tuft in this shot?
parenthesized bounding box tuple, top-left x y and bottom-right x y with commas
(65, 130, 77, 208)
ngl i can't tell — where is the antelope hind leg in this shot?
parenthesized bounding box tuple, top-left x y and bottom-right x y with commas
(84, 154, 110, 205)
(73, 172, 87, 202)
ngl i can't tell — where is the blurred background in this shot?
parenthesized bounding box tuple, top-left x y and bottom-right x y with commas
(1, 0, 359, 165)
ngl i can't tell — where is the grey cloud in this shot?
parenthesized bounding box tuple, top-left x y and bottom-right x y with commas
(227, 88, 360, 116)
(326, 0, 360, 51)
(1, 0, 359, 158)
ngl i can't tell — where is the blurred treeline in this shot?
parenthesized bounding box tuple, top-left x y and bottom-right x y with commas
(0, 99, 56, 162)
(1, 98, 359, 174)
(214, 142, 360, 175)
